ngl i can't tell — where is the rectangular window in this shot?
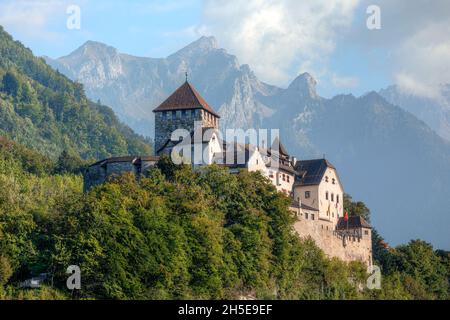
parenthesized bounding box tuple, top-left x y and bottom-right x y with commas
(305, 191, 310, 198)
(305, 213, 309, 220)
(182, 110, 186, 117)
(364, 230, 369, 235)
(311, 214, 315, 220)
(287, 175, 290, 183)
(282, 174, 285, 181)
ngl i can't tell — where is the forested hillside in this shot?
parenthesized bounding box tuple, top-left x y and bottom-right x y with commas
(0, 26, 150, 160)
(0, 147, 448, 299)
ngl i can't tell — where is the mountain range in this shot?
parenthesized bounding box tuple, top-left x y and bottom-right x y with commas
(44, 36, 450, 249)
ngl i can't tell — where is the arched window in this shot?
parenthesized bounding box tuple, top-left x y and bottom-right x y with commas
(325, 176, 329, 182)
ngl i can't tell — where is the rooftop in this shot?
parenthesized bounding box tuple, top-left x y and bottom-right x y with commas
(336, 216, 372, 229)
(153, 81, 220, 117)
(89, 156, 159, 167)
(294, 158, 336, 186)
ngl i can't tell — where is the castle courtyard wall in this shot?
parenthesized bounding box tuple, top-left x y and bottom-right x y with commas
(292, 210, 372, 266)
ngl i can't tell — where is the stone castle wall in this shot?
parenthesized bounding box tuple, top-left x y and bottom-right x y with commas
(84, 158, 158, 191)
(291, 208, 372, 266)
(154, 109, 219, 154)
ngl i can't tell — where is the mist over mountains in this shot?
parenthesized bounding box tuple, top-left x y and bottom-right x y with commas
(379, 85, 450, 141)
(44, 36, 450, 249)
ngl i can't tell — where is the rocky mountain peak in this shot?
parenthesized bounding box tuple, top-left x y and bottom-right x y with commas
(287, 72, 318, 99)
(64, 40, 118, 60)
(169, 36, 219, 60)
(193, 36, 219, 50)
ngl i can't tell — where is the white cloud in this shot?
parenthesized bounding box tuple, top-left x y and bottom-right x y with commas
(199, 0, 360, 86)
(199, 0, 450, 97)
(0, 0, 69, 41)
(392, 22, 450, 100)
(352, 0, 450, 100)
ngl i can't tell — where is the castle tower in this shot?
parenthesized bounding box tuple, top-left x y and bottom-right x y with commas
(153, 80, 220, 154)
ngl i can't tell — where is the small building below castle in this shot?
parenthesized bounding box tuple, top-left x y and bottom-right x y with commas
(84, 80, 372, 267)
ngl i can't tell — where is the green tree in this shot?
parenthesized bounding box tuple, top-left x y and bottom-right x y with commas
(343, 193, 371, 222)
(1, 71, 21, 97)
(55, 150, 86, 174)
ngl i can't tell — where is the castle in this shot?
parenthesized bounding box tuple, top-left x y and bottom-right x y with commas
(84, 80, 373, 267)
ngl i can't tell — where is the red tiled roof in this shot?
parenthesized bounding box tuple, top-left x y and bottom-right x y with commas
(153, 81, 220, 117)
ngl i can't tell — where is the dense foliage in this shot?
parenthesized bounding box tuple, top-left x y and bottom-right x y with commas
(0, 149, 448, 300)
(345, 193, 449, 299)
(0, 147, 370, 299)
(0, 26, 150, 160)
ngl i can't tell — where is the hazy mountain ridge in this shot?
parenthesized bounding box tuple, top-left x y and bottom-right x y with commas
(379, 85, 450, 141)
(44, 36, 450, 249)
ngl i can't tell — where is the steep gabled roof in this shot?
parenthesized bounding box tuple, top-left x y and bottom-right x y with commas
(266, 137, 289, 157)
(336, 216, 372, 229)
(153, 81, 220, 117)
(294, 158, 337, 186)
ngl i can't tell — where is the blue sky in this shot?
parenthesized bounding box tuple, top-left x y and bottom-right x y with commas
(0, 0, 449, 99)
